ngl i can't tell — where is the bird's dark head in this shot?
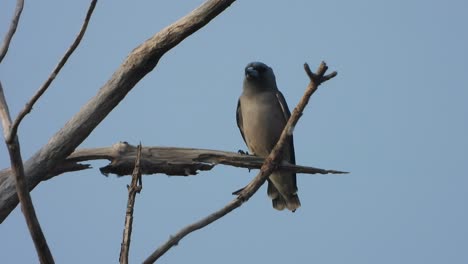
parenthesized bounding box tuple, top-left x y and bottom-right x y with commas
(243, 62, 278, 92)
(245, 62, 273, 80)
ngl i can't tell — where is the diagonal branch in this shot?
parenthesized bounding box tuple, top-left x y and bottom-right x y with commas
(238, 62, 337, 197)
(143, 61, 338, 263)
(0, 0, 24, 63)
(6, 0, 98, 144)
(0, 0, 236, 223)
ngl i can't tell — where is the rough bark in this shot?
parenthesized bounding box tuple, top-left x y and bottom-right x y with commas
(55, 142, 346, 178)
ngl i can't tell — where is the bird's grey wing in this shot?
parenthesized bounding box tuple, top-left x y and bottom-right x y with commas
(232, 99, 248, 196)
(236, 99, 247, 145)
(275, 91, 296, 166)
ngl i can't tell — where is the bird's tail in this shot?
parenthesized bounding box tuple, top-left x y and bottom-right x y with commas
(268, 180, 301, 212)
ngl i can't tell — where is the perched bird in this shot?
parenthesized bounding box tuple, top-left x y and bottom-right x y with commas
(236, 62, 301, 212)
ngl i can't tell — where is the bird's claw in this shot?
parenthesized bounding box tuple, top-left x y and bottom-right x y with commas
(238, 149, 250, 155)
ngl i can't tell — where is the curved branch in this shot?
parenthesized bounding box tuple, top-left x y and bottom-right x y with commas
(0, 0, 236, 223)
(143, 61, 338, 263)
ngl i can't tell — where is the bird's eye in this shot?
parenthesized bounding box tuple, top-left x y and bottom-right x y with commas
(257, 67, 266, 73)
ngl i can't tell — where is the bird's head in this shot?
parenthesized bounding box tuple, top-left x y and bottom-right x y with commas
(243, 62, 278, 92)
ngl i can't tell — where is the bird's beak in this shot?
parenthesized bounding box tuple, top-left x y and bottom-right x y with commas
(245, 67, 259, 79)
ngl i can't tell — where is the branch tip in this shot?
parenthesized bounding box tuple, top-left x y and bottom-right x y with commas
(0, 0, 24, 63)
(304, 63, 314, 79)
(322, 71, 338, 82)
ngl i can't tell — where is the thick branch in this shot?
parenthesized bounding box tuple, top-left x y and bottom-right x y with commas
(0, 0, 236, 223)
(89, 143, 347, 176)
(0, 143, 346, 185)
(47, 142, 346, 178)
(0, 0, 24, 63)
(143, 62, 338, 263)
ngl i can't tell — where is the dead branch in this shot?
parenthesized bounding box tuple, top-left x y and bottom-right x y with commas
(6, 0, 98, 144)
(119, 144, 143, 264)
(40, 142, 346, 179)
(143, 61, 338, 263)
(0, 0, 236, 223)
(0, 143, 345, 198)
(0, 0, 24, 63)
(0, 1, 98, 262)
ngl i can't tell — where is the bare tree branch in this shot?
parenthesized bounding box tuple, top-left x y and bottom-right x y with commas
(0, 84, 55, 263)
(0, 143, 345, 187)
(119, 144, 143, 264)
(6, 0, 98, 144)
(0, 0, 24, 63)
(0, 1, 98, 261)
(64, 143, 347, 177)
(143, 61, 338, 263)
(0, 0, 236, 223)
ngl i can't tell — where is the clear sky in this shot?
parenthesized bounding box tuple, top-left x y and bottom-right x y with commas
(1, 0, 467, 263)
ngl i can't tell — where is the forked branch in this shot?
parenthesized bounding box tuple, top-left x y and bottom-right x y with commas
(6, 0, 98, 144)
(0, 1, 98, 262)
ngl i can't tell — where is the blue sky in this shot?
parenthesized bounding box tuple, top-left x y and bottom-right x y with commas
(1, 0, 467, 263)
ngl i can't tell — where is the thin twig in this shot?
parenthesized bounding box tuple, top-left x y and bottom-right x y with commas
(119, 144, 143, 264)
(143, 199, 241, 264)
(143, 62, 338, 263)
(0, 0, 24, 63)
(6, 0, 98, 144)
(0, 86, 55, 262)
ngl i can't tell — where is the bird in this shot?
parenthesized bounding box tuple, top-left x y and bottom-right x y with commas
(236, 62, 301, 212)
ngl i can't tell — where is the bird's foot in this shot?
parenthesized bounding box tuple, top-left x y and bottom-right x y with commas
(238, 150, 253, 172)
(238, 149, 250, 155)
